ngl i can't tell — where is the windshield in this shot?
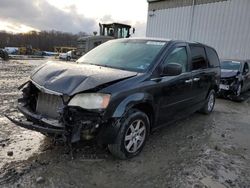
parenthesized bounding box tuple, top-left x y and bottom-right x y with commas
(221, 61, 241, 71)
(77, 39, 166, 72)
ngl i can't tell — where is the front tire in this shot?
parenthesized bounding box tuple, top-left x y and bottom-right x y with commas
(108, 109, 149, 159)
(236, 84, 242, 97)
(200, 90, 216, 114)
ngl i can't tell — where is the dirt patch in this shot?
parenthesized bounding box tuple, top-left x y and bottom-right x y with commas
(0, 59, 250, 188)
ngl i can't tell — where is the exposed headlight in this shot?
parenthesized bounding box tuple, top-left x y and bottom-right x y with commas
(68, 93, 111, 110)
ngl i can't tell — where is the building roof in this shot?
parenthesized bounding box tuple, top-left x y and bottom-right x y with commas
(148, 0, 227, 11)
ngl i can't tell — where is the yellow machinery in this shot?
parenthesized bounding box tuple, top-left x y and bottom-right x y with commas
(18, 45, 41, 55)
(77, 23, 134, 56)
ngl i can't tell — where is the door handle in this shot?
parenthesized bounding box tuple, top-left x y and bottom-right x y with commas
(185, 79, 193, 83)
(193, 77, 200, 81)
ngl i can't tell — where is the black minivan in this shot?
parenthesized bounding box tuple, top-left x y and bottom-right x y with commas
(7, 38, 220, 159)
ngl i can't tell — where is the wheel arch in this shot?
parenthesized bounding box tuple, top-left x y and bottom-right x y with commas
(132, 103, 154, 130)
(98, 94, 155, 146)
(207, 84, 218, 98)
(110, 92, 155, 129)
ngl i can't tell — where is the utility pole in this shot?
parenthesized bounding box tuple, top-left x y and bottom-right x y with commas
(189, 0, 195, 40)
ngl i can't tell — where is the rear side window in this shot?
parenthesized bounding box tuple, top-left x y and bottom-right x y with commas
(190, 46, 208, 70)
(206, 47, 220, 68)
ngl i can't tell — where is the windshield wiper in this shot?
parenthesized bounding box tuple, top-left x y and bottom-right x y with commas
(78, 62, 100, 66)
(102, 64, 128, 71)
(79, 62, 130, 71)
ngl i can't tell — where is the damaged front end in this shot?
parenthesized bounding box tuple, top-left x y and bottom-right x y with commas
(219, 76, 241, 97)
(5, 81, 110, 143)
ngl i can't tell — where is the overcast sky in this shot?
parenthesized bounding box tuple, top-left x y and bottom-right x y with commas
(0, 0, 148, 36)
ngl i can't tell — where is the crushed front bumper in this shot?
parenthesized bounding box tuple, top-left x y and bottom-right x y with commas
(5, 103, 66, 136)
(5, 102, 118, 144)
(218, 80, 240, 97)
(5, 115, 65, 135)
(6, 81, 120, 144)
(219, 87, 238, 96)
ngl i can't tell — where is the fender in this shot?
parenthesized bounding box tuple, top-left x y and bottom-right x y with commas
(112, 92, 154, 118)
(97, 92, 155, 145)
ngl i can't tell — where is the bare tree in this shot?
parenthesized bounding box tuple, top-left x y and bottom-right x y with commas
(0, 30, 80, 51)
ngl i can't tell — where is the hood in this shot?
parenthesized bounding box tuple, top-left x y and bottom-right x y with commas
(221, 69, 239, 78)
(30, 61, 137, 96)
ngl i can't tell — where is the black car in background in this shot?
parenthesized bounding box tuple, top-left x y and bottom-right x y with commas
(219, 60, 250, 97)
(0, 48, 9, 60)
(6, 38, 220, 159)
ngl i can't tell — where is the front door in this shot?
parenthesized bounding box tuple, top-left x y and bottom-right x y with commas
(156, 44, 194, 126)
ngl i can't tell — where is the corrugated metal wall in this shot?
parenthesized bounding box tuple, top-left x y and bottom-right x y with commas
(146, 0, 250, 60)
(148, 0, 227, 10)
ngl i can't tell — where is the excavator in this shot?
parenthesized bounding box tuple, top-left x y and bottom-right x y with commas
(76, 23, 135, 57)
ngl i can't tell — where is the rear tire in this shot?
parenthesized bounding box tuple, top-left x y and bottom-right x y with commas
(108, 109, 150, 159)
(200, 90, 216, 114)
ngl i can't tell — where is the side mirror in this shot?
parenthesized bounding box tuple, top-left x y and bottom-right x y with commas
(162, 63, 182, 76)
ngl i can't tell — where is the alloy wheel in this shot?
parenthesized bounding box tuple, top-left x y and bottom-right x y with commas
(124, 119, 146, 153)
(208, 93, 215, 112)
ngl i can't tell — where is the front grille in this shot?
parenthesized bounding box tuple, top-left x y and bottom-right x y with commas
(36, 92, 63, 119)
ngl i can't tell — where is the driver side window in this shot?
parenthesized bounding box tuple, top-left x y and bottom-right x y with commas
(163, 47, 188, 73)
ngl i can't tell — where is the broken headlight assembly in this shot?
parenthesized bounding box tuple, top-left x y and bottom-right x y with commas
(68, 93, 111, 110)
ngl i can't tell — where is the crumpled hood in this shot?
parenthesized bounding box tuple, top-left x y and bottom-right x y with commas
(221, 69, 239, 78)
(30, 61, 137, 96)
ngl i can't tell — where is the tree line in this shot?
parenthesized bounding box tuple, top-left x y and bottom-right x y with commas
(0, 30, 88, 51)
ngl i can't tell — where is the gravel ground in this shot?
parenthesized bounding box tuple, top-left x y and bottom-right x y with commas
(0, 59, 250, 188)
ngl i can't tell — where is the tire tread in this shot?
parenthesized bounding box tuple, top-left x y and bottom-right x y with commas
(108, 109, 149, 159)
(200, 89, 215, 114)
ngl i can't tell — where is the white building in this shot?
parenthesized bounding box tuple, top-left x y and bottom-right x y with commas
(146, 0, 250, 60)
